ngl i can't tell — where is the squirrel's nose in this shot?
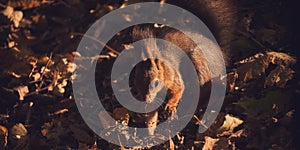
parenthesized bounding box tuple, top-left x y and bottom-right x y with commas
(145, 94, 155, 103)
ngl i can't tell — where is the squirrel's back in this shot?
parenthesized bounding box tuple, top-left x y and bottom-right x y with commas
(132, 26, 226, 86)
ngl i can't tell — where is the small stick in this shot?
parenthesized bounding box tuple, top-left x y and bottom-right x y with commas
(25, 85, 49, 97)
(238, 30, 266, 48)
(193, 115, 208, 129)
(25, 102, 34, 126)
(37, 52, 53, 91)
(0, 2, 6, 8)
(72, 32, 120, 55)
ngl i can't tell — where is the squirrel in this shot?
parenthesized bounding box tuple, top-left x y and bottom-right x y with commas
(129, 25, 226, 136)
(103, 0, 235, 136)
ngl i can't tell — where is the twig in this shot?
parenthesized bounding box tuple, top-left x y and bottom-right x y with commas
(0, 114, 9, 119)
(25, 85, 49, 97)
(25, 102, 34, 126)
(193, 115, 208, 129)
(37, 52, 53, 90)
(0, 2, 6, 8)
(25, 70, 58, 97)
(284, 137, 295, 149)
(72, 32, 120, 55)
(238, 30, 266, 48)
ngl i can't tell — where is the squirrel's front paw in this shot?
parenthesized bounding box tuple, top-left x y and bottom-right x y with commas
(164, 104, 177, 120)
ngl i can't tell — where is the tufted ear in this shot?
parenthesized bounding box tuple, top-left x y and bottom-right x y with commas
(141, 51, 147, 61)
(155, 59, 162, 71)
(148, 58, 158, 72)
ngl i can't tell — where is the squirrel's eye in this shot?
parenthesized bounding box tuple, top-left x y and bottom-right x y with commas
(154, 79, 160, 87)
(149, 79, 161, 90)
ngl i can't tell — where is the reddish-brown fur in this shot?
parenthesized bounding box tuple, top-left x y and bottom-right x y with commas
(131, 26, 226, 135)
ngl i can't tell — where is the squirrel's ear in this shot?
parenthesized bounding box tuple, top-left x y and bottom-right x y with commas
(154, 59, 162, 71)
(141, 51, 147, 61)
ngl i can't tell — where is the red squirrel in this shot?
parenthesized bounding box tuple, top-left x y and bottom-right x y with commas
(109, 0, 235, 136)
(130, 26, 226, 135)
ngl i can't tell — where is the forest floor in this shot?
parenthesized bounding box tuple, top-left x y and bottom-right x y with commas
(0, 0, 299, 149)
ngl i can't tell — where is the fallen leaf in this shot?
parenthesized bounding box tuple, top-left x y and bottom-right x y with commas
(236, 53, 269, 82)
(14, 85, 29, 101)
(7, 0, 44, 10)
(1, 6, 23, 27)
(226, 70, 238, 92)
(202, 136, 219, 150)
(217, 114, 243, 136)
(41, 122, 52, 136)
(8, 41, 15, 48)
(265, 65, 294, 88)
(229, 129, 244, 138)
(32, 72, 41, 81)
(113, 107, 130, 125)
(236, 51, 296, 85)
(10, 123, 27, 139)
(0, 125, 8, 147)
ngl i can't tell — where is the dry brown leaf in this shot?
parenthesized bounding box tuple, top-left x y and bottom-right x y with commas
(226, 70, 238, 92)
(168, 138, 175, 150)
(8, 0, 45, 10)
(202, 136, 219, 150)
(38, 56, 55, 66)
(1, 6, 23, 27)
(217, 114, 243, 136)
(236, 53, 269, 82)
(236, 51, 296, 86)
(267, 51, 296, 65)
(31, 72, 41, 81)
(8, 41, 15, 48)
(229, 129, 244, 138)
(53, 79, 68, 96)
(41, 122, 51, 136)
(0, 125, 8, 147)
(14, 85, 29, 101)
(113, 107, 130, 125)
(10, 123, 27, 139)
(265, 65, 295, 88)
